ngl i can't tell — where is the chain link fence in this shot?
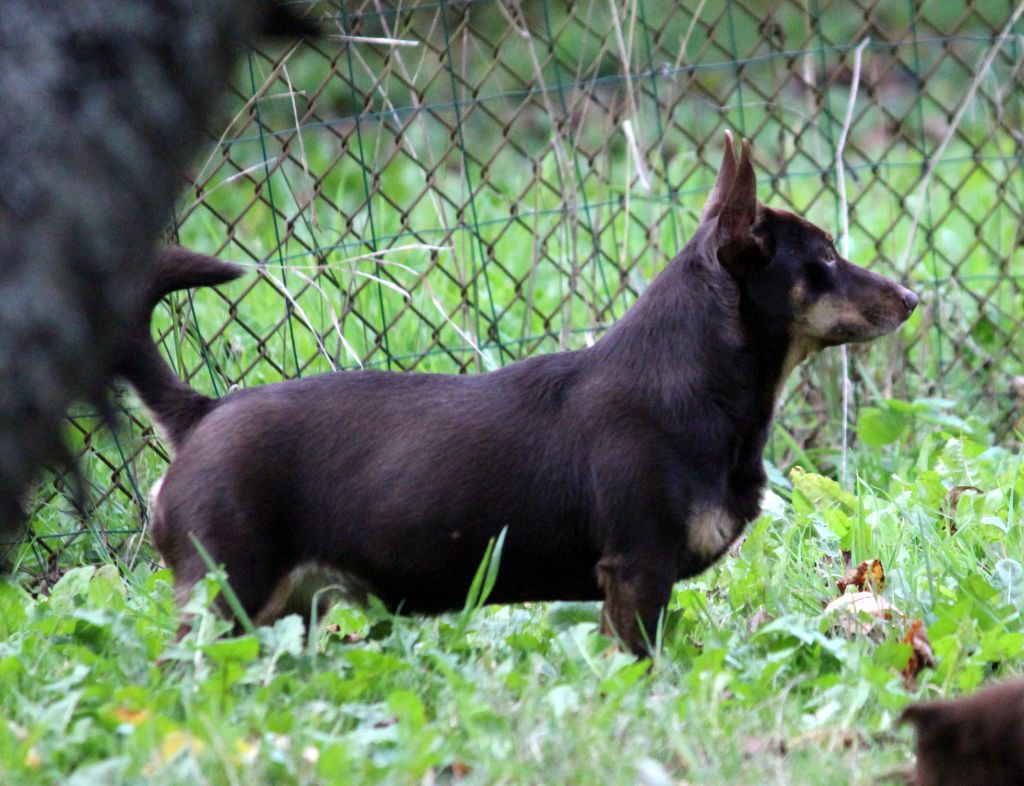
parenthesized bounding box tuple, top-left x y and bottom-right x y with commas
(16, 0, 1024, 581)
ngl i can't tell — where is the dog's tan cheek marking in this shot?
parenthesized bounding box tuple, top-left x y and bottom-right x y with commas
(687, 504, 741, 557)
(801, 295, 845, 335)
(801, 295, 870, 339)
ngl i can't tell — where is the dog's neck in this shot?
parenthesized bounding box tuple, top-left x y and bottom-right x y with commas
(595, 246, 797, 424)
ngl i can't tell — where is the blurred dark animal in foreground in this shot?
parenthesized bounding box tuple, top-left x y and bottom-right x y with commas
(902, 680, 1024, 786)
(0, 1, 313, 554)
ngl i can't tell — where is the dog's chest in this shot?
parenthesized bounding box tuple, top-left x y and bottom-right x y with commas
(686, 503, 745, 559)
(676, 436, 768, 563)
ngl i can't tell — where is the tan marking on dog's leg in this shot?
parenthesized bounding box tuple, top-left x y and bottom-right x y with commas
(597, 556, 673, 656)
(252, 565, 369, 627)
(252, 572, 297, 626)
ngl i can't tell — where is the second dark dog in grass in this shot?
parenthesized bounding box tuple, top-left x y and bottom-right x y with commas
(902, 680, 1024, 786)
(117, 134, 917, 654)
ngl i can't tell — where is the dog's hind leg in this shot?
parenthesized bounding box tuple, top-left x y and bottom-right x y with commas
(596, 552, 675, 657)
(161, 526, 296, 638)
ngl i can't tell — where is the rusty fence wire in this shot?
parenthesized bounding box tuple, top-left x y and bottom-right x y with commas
(16, 0, 1024, 581)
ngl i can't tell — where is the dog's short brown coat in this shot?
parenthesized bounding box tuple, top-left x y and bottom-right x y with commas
(903, 679, 1024, 786)
(118, 134, 917, 654)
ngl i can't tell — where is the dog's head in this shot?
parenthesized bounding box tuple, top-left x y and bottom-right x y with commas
(699, 132, 917, 349)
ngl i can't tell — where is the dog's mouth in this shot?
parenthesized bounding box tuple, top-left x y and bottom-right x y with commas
(799, 287, 917, 347)
(859, 288, 919, 340)
(816, 325, 870, 347)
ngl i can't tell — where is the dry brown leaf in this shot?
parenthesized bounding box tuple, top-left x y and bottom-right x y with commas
(791, 727, 865, 751)
(901, 619, 935, 690)
(837, 558, 885, 594)
(943, 485, 983, 535)
(741, 735, 786, 759)
(747, 606, 774, 635)
(111, 707, 151, 726)
(824, 591, 900, 636)
(325, 624, 367, 645)
(824, 591, 898, 617)
(451, 762, 471, 779)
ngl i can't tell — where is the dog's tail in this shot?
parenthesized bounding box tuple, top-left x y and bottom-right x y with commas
(115, 247, 246, 450)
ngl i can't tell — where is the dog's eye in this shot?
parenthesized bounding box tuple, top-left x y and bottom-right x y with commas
(822, 252, 837, 268)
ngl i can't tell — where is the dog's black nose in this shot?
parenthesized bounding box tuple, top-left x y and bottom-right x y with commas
(901, 289, 918, 315)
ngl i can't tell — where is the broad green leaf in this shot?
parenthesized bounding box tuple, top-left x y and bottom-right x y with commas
(203, 635, 260, 664)
(857, 407, 906, 447)
(790, 467, 856, 511)
(47, 567, 96, 609)
(388, 690, 427, 730)
(872, 640, 913, 671)
(992, 559, 1024, 608)
(0, 581, 30, 636)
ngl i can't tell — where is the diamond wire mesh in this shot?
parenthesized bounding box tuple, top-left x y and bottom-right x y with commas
(15, 0, 1024, 580)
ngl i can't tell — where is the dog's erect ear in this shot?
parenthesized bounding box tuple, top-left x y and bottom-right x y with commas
(701, 130, 738, 222)
(717, 137, 757, 246)
(713, 138, 766, 272)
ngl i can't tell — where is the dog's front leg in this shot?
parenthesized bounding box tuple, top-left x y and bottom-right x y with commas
(596, 553, 675, 657)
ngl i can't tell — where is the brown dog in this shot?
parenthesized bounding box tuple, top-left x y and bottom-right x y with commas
(902, 680, 1024, 786)
(117, 134, 917, 654)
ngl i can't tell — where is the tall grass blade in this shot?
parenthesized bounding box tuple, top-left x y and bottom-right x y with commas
(189, 533, 256, 635)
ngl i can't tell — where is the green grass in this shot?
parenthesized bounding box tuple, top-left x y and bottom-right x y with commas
(4, 409, 1024, 784)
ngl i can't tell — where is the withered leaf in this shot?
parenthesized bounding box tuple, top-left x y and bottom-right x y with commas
(837, 558, 885, 594)
(824, 591, 900, 637)
(747, 606, 774, 635)
(943, 485, 983, 535)
(741, 734, 786, 759)
(902, 619, 935, 690)
(792, 727, 865, 751)
(325, 623, 367, 644)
